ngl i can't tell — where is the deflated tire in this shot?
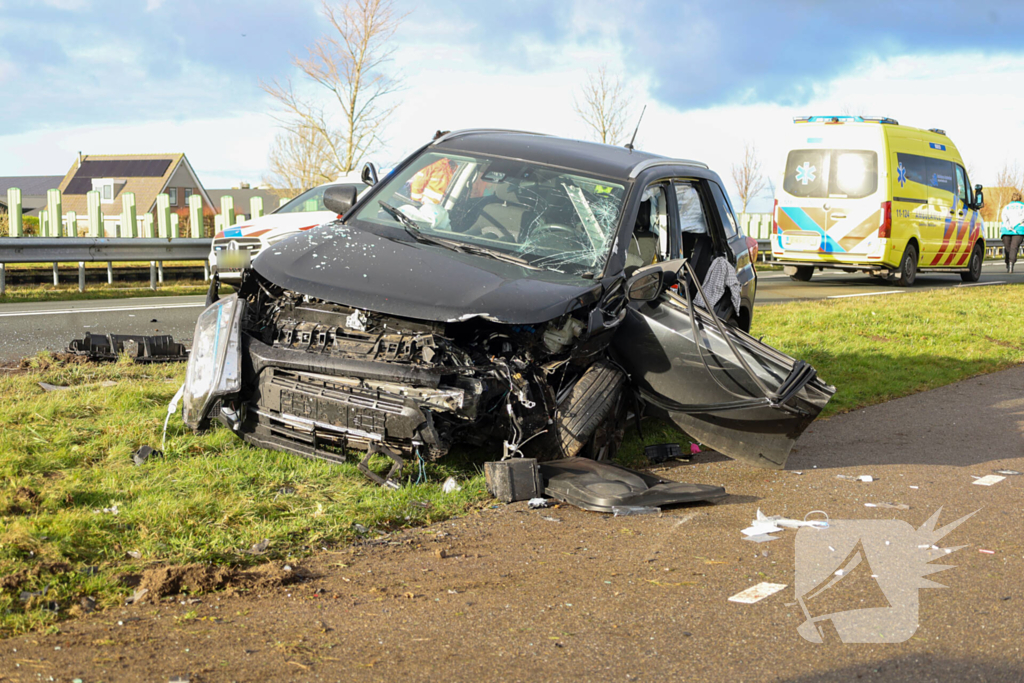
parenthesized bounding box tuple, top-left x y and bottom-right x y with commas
(527, 361, 627, 461)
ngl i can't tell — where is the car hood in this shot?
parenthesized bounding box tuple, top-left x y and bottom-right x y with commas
(252, 221, 603, 324)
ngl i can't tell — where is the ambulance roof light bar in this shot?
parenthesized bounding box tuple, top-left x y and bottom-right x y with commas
(794, 115, 899, 125)
(928, 128, 947, 135)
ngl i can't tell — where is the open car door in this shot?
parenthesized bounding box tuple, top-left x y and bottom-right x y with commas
(611, 263, 835, 469)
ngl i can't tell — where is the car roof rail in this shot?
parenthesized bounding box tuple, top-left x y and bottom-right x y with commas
(628, 158, 709, 179)
(432, 128, 548, 144)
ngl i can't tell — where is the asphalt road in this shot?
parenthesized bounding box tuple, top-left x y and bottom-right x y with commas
(755, 260, 1021, 303)
(0, 261, 1018, 362)
(0, 295, 206, 362)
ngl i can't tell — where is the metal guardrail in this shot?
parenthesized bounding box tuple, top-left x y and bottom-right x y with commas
(754, 238, 1009, 263)
(0, 237, 211, 294)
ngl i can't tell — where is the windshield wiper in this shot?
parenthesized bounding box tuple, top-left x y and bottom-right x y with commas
(378, 201, 436, 242)
(453, 243, 540, 269)
(379, 201, 539, 269)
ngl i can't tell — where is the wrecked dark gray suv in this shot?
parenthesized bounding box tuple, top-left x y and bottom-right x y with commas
(182, 130, 834, 481)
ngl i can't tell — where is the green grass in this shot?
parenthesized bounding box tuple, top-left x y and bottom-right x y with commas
(2, 284, 1023, 635)
(0, 281, 229, 304)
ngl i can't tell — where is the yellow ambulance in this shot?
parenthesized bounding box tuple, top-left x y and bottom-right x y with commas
(771, 115, 985, 285)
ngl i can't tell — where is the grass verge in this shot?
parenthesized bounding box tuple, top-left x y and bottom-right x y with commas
(2, 284, 1023, 635)
(0, 281, 230, 304)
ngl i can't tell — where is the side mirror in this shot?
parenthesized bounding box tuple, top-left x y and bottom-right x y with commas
(626, 267, 664, 302)
(323, 184, 358, 216)
(361, 162, 379, 187)
(973, 184, 984, 210)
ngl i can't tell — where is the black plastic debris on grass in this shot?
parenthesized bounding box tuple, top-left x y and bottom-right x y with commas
(645, 443, 688, 464)
(133, 445, 162, 466)
(68, 332, 188, 363)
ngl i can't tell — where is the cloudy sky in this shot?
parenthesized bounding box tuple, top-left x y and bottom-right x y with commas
(2, 0, 1024, 211)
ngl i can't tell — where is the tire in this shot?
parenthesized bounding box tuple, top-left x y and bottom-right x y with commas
(894, 244, 918, 287)
(527, 361, 627, 462)
(960, 242, 984, 282)
(788, 265, 814, 282)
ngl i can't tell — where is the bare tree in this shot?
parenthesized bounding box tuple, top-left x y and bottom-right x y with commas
(262, 0, 405, 177)
(573, 66, 630, 145)
(731, 142, 767, 213)
(262, 127, 337, 196)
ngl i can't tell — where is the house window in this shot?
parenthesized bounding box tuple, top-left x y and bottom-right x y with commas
(184, 188, 193, 203)
(168, 188, 178, 206)
(93, 178, 115, 203)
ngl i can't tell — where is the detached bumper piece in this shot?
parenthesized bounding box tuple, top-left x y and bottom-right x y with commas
(68, 333, 189, 363)
(485, 457, 726, 512)
(540, 458, 726, 513)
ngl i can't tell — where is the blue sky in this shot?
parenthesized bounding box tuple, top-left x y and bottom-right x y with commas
(3, 0, 1024, 209)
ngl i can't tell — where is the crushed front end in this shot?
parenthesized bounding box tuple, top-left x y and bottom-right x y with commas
(184, 271, 604, 468)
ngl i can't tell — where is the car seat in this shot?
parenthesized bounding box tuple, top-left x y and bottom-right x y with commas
(460, 185, 534, 241)
(625, 201, 658, 273)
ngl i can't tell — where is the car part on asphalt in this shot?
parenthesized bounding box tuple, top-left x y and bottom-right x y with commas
(485, 458, 545, 503)
(182, 130, 834, 475)
(69, 332, 189, 362)
(539, 457, 726, 513)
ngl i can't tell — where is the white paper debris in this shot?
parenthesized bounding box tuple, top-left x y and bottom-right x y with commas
(742, 523, 783, 537)
(836, 474, 874, 482)
(728, 582, 787, 604)
(754, 508, 829, 530)
(441, 477, 461, 494)
(742, 534, 779, 543)
(972, 475, 1006, 487)
(527, 498, 550, 509)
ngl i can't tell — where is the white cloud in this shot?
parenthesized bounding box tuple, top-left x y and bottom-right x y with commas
(2, 44, 1023, 214)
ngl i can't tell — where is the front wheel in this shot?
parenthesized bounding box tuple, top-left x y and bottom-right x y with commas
(894, 245, 918, 287)
(960, 242, 984, 282)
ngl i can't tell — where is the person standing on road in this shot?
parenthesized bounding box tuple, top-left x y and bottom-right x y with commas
(1000, 192, 1024, 273)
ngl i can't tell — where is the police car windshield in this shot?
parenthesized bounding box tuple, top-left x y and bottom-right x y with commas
(352, 152, 626, 275)
(275, 183, 366, 214)
(784, 149, 878, 199)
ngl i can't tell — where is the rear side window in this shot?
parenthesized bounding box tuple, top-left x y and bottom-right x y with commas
(894, 153, 954, 194)
(784, 149, 878, 199)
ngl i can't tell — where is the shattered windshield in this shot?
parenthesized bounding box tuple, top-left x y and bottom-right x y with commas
(352, 152, 626, 275)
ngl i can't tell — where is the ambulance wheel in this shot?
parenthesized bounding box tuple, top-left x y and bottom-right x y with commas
(894, 245, 918, 287)
(960, 242, 984, 282)
(787, 265, 814, 282)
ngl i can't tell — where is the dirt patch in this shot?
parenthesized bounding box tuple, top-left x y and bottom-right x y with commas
(130, 563, 311, 603)
(985, 335, 1024, 351)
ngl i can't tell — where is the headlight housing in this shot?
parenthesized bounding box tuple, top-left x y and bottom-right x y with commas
(183, 294, 245, 430)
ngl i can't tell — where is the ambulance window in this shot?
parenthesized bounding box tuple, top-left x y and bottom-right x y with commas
(896, 153, 954, 194)
(832, 151, 877, 198)
(955, 165, 971, 206)
(784, 150, 827, 198)
(784, 149, 877, 199)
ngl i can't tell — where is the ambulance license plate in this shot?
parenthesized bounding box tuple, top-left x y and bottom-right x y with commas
(786, 233, 821, 251)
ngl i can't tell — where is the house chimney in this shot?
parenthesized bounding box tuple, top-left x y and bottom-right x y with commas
(78, 151, 83, 167)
